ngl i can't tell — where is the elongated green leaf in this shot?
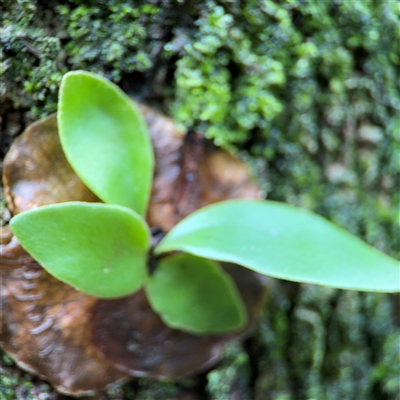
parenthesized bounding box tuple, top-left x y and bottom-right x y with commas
(58, 71, 154, 216)
(10, 202, 150, 298)
(145, 254, 247, 334)
(155, 200, 400, 292)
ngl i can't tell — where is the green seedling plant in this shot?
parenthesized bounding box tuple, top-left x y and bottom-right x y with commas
(10, 71, 400, 335)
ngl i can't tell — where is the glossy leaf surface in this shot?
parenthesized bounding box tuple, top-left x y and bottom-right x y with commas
(156, 200, 400, 292)
(145, 254, 248, 334)
(58, 71, 154, 216)
(10, 202, 150, 298)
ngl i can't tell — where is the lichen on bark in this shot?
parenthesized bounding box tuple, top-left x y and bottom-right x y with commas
(1, 1, 399, 399)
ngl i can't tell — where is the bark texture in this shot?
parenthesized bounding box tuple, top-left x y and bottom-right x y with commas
(1, 1, 399, 399)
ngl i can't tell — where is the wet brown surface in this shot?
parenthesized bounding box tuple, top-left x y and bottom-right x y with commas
(91, 263, 268, 379)
(1, 104, 266, 395)
(139, 103, 260, 231)
(2, 114, 98, 216)
(0, 227, 129, 396)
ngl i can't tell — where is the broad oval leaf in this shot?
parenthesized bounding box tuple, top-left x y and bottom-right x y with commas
(145, 254, 248, 334)
(155, 200, 400, 292)
(58, 71, 154, 216)
(10, 202, 150, 298)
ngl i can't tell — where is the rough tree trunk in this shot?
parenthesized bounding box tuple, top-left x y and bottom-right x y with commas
(1, 1, 399, 399)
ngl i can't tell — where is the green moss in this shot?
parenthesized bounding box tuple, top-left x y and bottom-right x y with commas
(254, 282, 399, 400)
(1, 0, 64, 118)
(207, 341, 251, 400)
(133, 379, 180, 400)
(373, 332, 400, 399)
(171, 0, 400, 262)
(1, 0, 186, 120)
(0, 349, 56, 400)
(57, 1, 160, 80)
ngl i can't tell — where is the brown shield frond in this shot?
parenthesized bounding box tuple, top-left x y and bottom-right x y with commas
(1, 104, 267, 395)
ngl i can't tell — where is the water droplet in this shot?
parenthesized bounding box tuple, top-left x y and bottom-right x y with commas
(134, 348, 145, 357)
(28, 314, 41, 322)
(22, 281, 37, 290)
(14, 293, 43, 301)
(131, 331, 142, 341)
(29, 317, 53, 334)
(127, 339, 139, 353)
(22, 268, 42, 279)
(148, 354, 163, 364)
(103, 268, 109, 274)
(40, 341, 57, 356)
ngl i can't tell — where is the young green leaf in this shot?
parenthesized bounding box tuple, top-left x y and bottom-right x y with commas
(155, 200, 400, 292)
(10, 202, 150, 298)
(58, 71, 154, 216)
(145, 254, 248, 334)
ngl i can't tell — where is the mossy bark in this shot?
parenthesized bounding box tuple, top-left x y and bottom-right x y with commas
(1, 1, 399, 399)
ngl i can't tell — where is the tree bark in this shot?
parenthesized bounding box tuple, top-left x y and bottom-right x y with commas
(1, 1, 399, 399)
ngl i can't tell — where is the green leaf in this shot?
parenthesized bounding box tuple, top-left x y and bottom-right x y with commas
(58, 71, 154, 216)
(10, 202, 150, 298)
(145, 254, 248, 334)
(155, 200, 400, 292)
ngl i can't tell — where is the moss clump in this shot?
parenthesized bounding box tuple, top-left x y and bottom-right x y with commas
(0, 0, 183, 120)
(1, 0, 65, 118)
(253, 282, 399, 400)
(173, 0, 399, 255)
(57, 2, 159, 79)
(0, 350, 56, 400)
(206, 341, 251, 400)
(173, 1, 399, 151)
